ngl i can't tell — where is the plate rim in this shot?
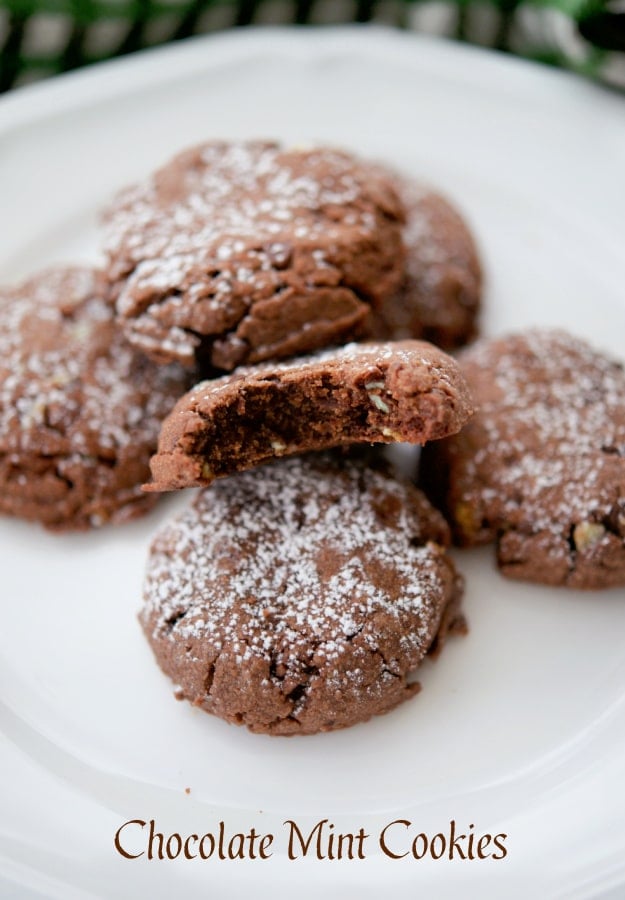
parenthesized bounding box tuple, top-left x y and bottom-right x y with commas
(2, 24, 624, 132)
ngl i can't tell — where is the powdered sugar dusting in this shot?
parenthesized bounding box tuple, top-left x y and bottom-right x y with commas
(451, 329, 625, 574)
(103, 141, 404, 367)
(0, 266, 186, 461)
(104, 142, 374, 281)
(142, 454, 452, 690)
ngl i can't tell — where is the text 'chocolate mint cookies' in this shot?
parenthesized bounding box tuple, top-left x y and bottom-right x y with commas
(0, 267, 189, 530)
(147, 340, 474, 492)
(103, 140, 405, 370)
(140, 452, 465, 735)
(421, 329, 625, 589)
(367, 179, 482, 350)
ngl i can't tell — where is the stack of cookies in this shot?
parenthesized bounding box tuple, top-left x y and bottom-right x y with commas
(2, 140, 623, 736)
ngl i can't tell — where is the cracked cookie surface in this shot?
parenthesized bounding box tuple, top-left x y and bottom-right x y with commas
(140, 452, 464, 735)
(147, 339, 474, 491)
(0, 266, 189, 530)
(103, 140, 405, 370)
(420, 329, 625, 588)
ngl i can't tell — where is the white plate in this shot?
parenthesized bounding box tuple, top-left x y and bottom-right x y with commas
(1, 26, 625, 900)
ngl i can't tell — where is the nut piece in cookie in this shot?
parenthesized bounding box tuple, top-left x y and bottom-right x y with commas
(366, 178, 482, 350)
(420, 329, 625, 589)
(140, 452, 465, 735)
(146, 339, 474, 491)
(0, 267, 189, 530)
(103, 140, 406, 370)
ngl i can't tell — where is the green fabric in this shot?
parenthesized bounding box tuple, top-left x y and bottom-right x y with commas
(0, 0, 622, 91)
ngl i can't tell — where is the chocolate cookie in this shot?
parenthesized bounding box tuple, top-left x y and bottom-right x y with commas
(147, 340, 473, 491)
(421, 330, 625, 588)
(367, 178, 482, 350)
(0, 266, 188, 530)
(103, 140, 405, 370)
(140, 452, 465, 735)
